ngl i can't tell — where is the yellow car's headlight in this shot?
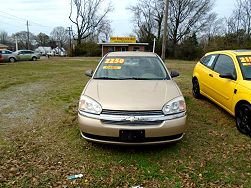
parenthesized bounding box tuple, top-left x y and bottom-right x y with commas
(79, 95, 102, 115)
(162, 96, 186, 115)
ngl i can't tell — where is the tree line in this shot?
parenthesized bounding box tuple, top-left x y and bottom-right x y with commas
(128, 0, 251, 60)
(0, 26, 69, 51)
(2, 0, 250, 59)
(68, 0, 251, 59)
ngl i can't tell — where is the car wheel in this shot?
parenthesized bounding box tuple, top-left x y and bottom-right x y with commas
(32, 57, 37, 61)
(9, 57, 16, 63)
(192, 78, 201, 99)
(236, 103, 251, 136)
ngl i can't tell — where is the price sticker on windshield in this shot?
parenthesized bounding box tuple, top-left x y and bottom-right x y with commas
(239, 57, 251, 66)
(105, 58, 125, 64)
(103, 66, 121, 70)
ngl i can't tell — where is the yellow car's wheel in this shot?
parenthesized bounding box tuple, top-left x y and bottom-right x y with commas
(192, 78, 201, 99)
(236, 103, 251, 137)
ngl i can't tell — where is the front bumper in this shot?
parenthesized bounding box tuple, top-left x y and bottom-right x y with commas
(78, 110, 187, 145)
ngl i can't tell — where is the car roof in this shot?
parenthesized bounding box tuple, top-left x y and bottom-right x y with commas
(0, 49, 12, 52)
(206, 50, 251, 56)
(106, 51, 158, 57)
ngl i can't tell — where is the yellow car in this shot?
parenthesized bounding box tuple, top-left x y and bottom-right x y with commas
(192, 50, 251, 136)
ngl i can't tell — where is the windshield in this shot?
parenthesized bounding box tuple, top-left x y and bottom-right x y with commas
(93, 56, 169, 80)
(237, 56, 251, 80)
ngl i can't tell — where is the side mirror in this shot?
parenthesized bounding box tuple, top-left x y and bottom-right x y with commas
(170, 70, 180, 78)
(85, 69, 94, 77)
(219, 73, 236, 80)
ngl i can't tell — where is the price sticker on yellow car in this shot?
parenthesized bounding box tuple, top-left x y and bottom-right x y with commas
(103, 66, 121, 70)
(239, 57, 251, 66)
(105, 58, 125, 64)
(243, 62, 251, 66)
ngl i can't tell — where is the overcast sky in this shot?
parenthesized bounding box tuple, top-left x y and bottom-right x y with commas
(0, 0, 236, 37)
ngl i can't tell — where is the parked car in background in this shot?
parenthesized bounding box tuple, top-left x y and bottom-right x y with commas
(78, 52, 187, 145)
(46, 51, 54, 57)
(192, 50, 251, 136)
(0, 50, 13, 62)
(9, 50, 41, 62)
(0, 51, 3, 63)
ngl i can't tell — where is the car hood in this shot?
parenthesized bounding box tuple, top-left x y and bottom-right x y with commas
(83, 80, 182, 110)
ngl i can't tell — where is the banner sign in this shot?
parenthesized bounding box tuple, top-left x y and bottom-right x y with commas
(110, 37, 136, 43)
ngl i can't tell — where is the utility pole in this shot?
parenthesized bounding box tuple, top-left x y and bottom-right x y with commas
(26, 20, 30, 50)
(66, 26, 73, 51)
(153, 38, 156, 53)
(15, 36, 18, 51)
(161, 0, 169, 60)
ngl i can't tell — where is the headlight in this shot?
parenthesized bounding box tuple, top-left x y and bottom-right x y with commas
(162, 96, 186, 115)
(79, 95, 102, 115)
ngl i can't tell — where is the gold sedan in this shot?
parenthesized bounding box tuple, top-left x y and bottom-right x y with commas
(78, 52, 187, 145)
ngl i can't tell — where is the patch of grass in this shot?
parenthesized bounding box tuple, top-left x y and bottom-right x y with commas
(0, 57, 250, 187)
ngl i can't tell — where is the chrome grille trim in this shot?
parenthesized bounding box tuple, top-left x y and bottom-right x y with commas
(78, 110, 186, 122)
(101, 109, 163, 116)
(101, 120, 164, 126)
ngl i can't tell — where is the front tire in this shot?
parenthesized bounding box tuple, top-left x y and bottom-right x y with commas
(32, 56, 37, 61)
(192, 78, 201, 99)
(9, 57, 16, 63)
(236, 103, 251, 136)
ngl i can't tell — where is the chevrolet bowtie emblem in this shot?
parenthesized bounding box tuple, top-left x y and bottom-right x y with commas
(126, 116, 141, 122)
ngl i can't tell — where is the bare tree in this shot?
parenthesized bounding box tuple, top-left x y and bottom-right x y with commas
(226, 0, 243, 34)
(69, 0, 113, 45)
(241, 0, 251, 36)
(129, 0, 214, 56)
(225, 0, 251, 44)
(12, 31, 36, 50)
(201, 13, 224, 41)
(0, 31, 8, 44)
(36, 32, 50, 46)
(50, 26, 68, 48)
(168, 0, 214, 55)
(96, 19, 112, 42)
(128, 0, 164, 41)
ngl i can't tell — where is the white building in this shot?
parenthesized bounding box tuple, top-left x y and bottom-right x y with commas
(35, 46, 52, 55)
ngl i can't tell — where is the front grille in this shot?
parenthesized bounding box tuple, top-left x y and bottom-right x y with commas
(101, 109, 163, 116)
(101, 120, 163, 126)
(101, 109, 164, 126)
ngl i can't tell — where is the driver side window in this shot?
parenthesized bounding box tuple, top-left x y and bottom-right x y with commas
(213, 55, 236, 77)
(200, 54, 217, 68)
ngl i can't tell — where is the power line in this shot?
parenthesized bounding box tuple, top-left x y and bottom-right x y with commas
(0, 10, 52, 29)
(0, 20, 25, 29)
(0, 13, 26, 24)
(0, 10, 26, 22)
(29, 21, 51, 28)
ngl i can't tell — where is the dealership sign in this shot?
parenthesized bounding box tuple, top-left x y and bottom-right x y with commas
(110, 37, 136, 43)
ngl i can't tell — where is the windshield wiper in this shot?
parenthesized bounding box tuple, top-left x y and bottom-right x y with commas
(94, 77, 121, 80)
(120, 77, 151, 80)
(94, 77, 168, 80)
(121, 77, 168, 80)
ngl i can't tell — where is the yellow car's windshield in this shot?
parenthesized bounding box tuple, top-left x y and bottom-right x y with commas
(94, 56, 169, 80)
(237, 56, 251, 80)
